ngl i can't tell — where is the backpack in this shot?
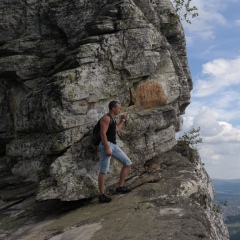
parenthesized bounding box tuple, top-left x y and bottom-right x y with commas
(92, 120, 101, 146)
(92, 114, 113, 146)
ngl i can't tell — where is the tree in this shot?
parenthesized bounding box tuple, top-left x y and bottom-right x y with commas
(172, 0, 199, 24)
(177, 127, 203, 163)
(178, 127, 203, 150)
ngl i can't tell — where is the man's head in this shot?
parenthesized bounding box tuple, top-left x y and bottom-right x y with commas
(109, 101, 121, 115)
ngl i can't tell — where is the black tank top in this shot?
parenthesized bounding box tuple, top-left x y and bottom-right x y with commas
(106, 113, 116, 144)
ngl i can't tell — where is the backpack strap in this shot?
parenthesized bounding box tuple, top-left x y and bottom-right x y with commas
(106, 113, 114, 124)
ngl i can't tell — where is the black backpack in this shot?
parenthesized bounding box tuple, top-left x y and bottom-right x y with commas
(92, 114, 113, 146)
(92, 120, 101, 146)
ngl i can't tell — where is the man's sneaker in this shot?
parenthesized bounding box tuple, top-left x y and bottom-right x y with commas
(116, 186, 132, 194)
(99, 194, 112, 203)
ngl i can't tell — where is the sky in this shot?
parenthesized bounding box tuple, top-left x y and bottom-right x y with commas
(177, 0, 240, 179)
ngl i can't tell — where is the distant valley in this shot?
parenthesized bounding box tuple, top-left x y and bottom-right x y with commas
(212, 179, 240, 199)
(212, 179, 240, 240)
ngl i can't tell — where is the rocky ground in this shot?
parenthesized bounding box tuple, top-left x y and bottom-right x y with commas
(0, 194, 94, 240)
(1, 152, 95, 240)
(0, 147, 229, 240)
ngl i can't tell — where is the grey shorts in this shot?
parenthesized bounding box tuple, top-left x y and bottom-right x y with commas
(99, 141, 132, 174)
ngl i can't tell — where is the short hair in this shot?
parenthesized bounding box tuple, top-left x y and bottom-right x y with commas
(108, 101, 120, 110)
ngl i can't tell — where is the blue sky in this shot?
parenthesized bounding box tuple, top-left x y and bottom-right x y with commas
(177, 0, 240, 179)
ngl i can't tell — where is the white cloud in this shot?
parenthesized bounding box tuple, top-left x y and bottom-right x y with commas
(235, 19, 240, 26)
(204, 157, 240, 179)
(212, 91, 238, 109)
(211, 154, 221, 161)
(181, 118, 240, 179)
(200, 138, 240, 179)
(193, 58, 240, 97)
(203, 122, 240, 143)
(181, 104, 240, 141)
(194, 116, 223, 137)
(179, 97, 240, 179)
(183, 0, 228, 41)
(179, 95, 240, 178)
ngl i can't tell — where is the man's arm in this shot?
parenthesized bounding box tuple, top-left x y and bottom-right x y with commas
(116, 114, 128, 132)
(100, 115, 112, 156)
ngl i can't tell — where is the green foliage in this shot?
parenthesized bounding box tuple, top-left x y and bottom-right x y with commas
(178, 127, 203, 150)
(218, 200, 228, 207)
(213, 203, 222, 213)
(177, 127, 202, 163)
(172, 0, 199, 24)
(214, 200, 228, 216)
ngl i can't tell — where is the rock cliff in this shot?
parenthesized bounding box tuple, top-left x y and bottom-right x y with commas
(0, 0, 229, 239)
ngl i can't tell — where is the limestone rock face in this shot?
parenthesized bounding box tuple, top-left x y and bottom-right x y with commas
(0, 0, 191, 200)
(0, 1, 229, 239)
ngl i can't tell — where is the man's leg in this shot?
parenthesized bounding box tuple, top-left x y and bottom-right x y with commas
(98, 142, 112, 203)
(99, 142, 111, 194)
(98, 172, 106, 195)
(118, 165, 131, 188)
(98, 171, 112, 203)
(111, 144, 132, 194)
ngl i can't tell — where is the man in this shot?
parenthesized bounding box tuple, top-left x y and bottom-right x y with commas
(98, 101, 132, 203)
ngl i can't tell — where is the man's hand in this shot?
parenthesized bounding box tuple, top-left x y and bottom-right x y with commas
(121, 113, 128, 120)
(116, 113, 128, 132)
(106, 148, 112, 156)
